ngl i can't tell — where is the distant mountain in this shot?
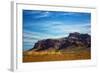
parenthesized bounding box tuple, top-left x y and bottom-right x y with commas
(29, 32, 91, 51)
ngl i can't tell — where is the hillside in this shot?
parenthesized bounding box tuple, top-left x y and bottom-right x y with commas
(23, 32, 91, 62)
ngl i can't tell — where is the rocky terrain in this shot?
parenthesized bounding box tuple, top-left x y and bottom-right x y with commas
(29, 32, 90, 51)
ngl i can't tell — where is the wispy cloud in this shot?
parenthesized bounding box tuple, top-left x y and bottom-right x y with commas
(33, 11, 51, 18)
(35, 20, 90, 35)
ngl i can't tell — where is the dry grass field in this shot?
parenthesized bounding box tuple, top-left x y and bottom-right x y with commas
(23, 47, 91, 62)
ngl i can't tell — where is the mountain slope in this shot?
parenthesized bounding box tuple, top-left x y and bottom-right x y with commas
(29, 32, 91, 51)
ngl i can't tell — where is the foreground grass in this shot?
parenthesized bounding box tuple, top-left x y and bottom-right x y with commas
(23, 48, 91, 62)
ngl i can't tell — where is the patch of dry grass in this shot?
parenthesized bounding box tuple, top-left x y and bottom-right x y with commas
(23, 48, 91, 62)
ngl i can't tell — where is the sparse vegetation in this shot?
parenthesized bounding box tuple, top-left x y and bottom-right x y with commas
(23, 47, 91, 62)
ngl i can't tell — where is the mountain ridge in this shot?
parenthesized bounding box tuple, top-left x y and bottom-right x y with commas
(28, 32, 91, 52)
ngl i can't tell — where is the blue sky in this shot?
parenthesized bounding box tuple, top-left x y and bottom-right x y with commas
(23, 10, 91, 51)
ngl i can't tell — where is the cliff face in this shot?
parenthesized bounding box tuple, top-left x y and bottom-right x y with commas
(30, 32, 91, 51)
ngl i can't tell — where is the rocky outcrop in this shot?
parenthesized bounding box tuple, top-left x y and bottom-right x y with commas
(30, 32, 91, 51)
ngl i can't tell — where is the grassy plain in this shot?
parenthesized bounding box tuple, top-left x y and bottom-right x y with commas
(23, 47, 91, 62)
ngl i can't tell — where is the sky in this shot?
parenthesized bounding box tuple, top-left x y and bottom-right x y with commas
(23, 10, 91, 51)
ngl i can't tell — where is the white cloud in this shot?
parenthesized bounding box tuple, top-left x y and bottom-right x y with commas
(41, 22, 90, 35)
(34, 11, 51, 18)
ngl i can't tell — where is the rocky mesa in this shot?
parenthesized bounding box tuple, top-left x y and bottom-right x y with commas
(28, 32, 91, 52)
